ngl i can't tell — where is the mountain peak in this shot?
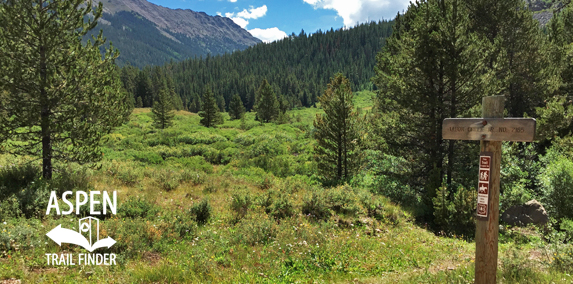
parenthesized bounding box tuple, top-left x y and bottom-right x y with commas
(91, 0, 261, 67)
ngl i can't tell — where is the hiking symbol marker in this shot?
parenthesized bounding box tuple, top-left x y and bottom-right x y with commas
(46, 217, 116, 252)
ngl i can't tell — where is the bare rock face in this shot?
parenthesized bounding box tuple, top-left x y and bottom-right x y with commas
(95, 0, 260, 47)
(501, 200, 549, 227)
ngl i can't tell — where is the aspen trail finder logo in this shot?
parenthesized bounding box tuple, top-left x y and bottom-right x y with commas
(44, 191, 118, 266)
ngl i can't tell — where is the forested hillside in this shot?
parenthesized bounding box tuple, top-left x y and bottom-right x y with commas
(119, 20, 394, 111)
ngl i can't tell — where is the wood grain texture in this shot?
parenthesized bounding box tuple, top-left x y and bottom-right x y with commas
(442, 118, 536, 142)
(475, 96, 503, 284)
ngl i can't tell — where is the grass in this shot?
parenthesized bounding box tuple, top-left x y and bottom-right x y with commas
(0, 91, 571, 282)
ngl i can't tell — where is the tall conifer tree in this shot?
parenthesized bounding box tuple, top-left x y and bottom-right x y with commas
(199, 88, 223, 127)
(152, 88, 175, 129)
(313, 73, 360, 185)
(255, 79, 279, 123)
(372, 0, 487, 214)
(229, 94, 246, 120)
(0, 0, 129, 179)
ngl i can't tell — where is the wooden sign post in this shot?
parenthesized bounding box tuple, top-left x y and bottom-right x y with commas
(442, 96, 536, 284)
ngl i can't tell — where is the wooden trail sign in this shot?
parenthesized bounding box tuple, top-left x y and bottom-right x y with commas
(442, 118, 536, 142)
(441, 96, 536, 284)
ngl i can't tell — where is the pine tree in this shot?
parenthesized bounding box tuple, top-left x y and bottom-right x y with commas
(199, 88, 223, 127)
(255, 79, 279, 123)
(0, 0, 129, 179)
(463, 0, 553, 118)
(313, 73, 360, 185)
(372, 0, 487, 214)
(152, 88, 175, 129)
(229, 94, 246, 120)
(135, 70, 153, 107)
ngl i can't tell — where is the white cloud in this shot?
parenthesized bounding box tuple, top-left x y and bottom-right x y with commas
(223, 4, 286, 43)
(303, 0, 408, 27)
(229, 0, 237, 2)
(225, 5, 267, 29)
(226, 5, 267, 20)
(248, 27, 288, 43)
(231, 17, 249, 28)
(237, 5, 267, 19)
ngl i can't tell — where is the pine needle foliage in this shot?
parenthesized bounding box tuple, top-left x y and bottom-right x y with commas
(229, 94, 246, 120)
(313, 73, 360, 185)
(0, 0, 130, 179)
(255, 79, 279, 123)
(152, 88, 175, 129)
(199, 88, 223, 127)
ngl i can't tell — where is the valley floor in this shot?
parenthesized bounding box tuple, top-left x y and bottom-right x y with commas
(0, 100, 571, 283)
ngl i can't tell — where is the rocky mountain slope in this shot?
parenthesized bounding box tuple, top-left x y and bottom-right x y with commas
(89, 0, 261, 67)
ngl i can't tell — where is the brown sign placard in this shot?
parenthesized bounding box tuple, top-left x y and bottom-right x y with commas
(477, 152, 492, 220)
(442, 118, 536, 142)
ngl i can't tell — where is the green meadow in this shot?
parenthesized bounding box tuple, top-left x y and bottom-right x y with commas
(0, 92, 572, 283)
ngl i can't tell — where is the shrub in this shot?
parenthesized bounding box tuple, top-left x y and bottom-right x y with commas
(0, 196, 22, 221)
(0, 219, 41, 252)
(269, 192, 296, 220)
(118, 197, 158, 219)
(323, 185, 363, 217)
(179, 170, 206, 185)
(359, 192, 385, 221)
(166, 156, 213, 173)
(433, 185, 476, 237)
(178, 133, 227, 145)
(230, 188, 253, 220)
(17, 180, 52, 218)
(190, 199, 212, 225)
(52, 166, 91, 192)
(302, 191, 331, 221)
(155, 169, 181, 191)
(232, 212, 277, 245)
(0, 163, 40, 197)
(255, 190, 275, 214)
(539, 157, 573, 220)
(202, 181, 218, 194)
(117, 167, 143, 186)
(257, 175, 274, 190)
(133, 151, 164, 164)
(174, 212, 198, 238)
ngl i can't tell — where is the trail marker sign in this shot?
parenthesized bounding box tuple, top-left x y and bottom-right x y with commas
(441, 96, 536, 284)
(442, 118, 536, 142)
(477, 153, 492, 219)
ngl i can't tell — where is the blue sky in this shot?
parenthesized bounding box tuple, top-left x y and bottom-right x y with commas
(146, 0, 410, 42)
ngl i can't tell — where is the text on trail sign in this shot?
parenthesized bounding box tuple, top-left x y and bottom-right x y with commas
(477, 153, 492, 219)
(442, 118, 536, 142)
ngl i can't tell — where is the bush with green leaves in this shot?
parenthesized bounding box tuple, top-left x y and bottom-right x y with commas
(230, 188, 253, 220)
(0, 196, 22, 221)
(0, 218, 42, 252)
(539, 156, 573, 220)
(232, 211, 277, 246)
(0, 163, 40, 197)
(269, 192, 296, 220)
(133, 151, 164, 164)
(190, 199, 212, 225)
(174, 212, 198, 238)
(433, 185, 476, 237)
(118, 197, 159, 219)
(302, 191, 331, 221)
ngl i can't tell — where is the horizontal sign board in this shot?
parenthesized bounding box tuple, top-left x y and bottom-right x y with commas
(442, 118, 536, 142)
